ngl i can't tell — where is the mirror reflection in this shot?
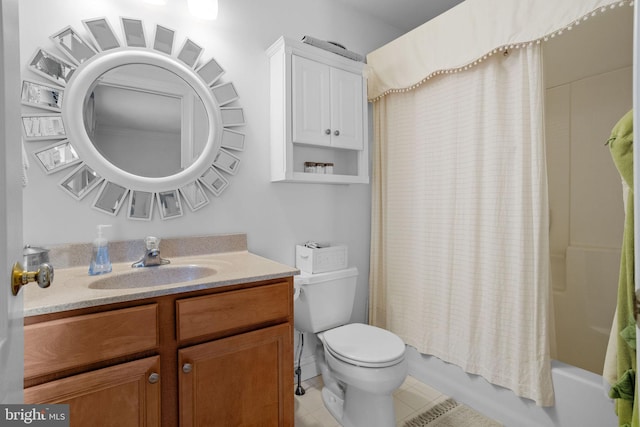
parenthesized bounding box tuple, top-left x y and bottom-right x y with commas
(34, 140, 79, 174)
(157, 190, 182, 219)
(22, 80, 64, 111)
(50, 27, 96, 65)
(29, 48, 75, 86)
(83, 18, 120, 51)
(60, 164, 101, 199)
(94, 181, 128, 215)
(197, 57, 224, 85)
(84, 63, 209, 178)
(220, 107, 245, 126)
(221, 128, 245, 151)
(213, 149, 240, 174)
(22, 114, 66, 140)
(128, 190, 154, 220)
(199, 166, 228, 195)
(121, 18, 146, 48)
(178, 39, 203, 68)
(180, 181, 208, 211)
(153, 25, 175, 55)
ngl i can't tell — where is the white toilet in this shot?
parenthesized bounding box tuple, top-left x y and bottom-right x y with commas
(294, 267, 407, 427)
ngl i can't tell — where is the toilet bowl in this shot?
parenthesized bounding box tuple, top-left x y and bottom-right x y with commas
(318, 323, 408, 427)
(294, 268, 408, 427)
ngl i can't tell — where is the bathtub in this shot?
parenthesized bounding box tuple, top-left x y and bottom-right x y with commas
(406, 346, 618, 427)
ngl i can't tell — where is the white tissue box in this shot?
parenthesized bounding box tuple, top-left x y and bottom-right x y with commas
(296, 244, 348, 273)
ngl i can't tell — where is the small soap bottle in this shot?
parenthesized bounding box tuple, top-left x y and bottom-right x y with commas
(89, 224, 112, 276)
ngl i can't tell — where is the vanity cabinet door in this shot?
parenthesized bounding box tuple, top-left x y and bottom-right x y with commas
(24, 356, 161, 427)
(178, 323, 293, 427)
(292, 55, 363, 150)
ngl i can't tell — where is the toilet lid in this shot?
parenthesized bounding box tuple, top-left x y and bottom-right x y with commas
(323, 323, 406, 368)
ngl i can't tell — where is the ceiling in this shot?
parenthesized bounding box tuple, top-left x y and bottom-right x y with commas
(336, 0, 466, 33)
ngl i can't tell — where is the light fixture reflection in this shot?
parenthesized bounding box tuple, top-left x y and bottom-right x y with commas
(188, 0, 218, 20)
(143, 0, 168, 5)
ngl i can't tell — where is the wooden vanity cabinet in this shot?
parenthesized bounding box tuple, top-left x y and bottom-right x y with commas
(176, 281, 293, 426)
(24, 278, 294, 427)
(24, 304, 161, 427)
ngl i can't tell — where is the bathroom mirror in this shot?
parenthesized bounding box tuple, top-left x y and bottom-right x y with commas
(50, 26, 97, 65)
(93, 181, 128, 216)
(22, 114, 66, 140)
(23, 17, 246, 220)
(33, 140, 80, 174)
(121, 18, 146, 48)
(179, 181, 209, 211)
(157, 189, 183, 219)
(28, 48, 76, 86)
(59, 164, 102, 200)
(84, 63, 209, 178)
(21, 80, 64, 111)
(128, 190, 154, 220)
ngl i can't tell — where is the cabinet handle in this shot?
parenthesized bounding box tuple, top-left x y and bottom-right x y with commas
(325, 129, 331, 135)
(148, 372, 160, 384)
(334, 130, 340, 136)
(183, 363, 193, 374)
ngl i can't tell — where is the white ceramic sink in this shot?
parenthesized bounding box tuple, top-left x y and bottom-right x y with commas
(88, 265, 217, 289)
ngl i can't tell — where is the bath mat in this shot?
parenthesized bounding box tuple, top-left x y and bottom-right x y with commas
(403, 398, 502, 427)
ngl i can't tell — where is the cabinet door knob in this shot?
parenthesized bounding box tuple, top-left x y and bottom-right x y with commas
(334, 130, 340, 136)
(325, 129, 331, 135)
(183, 363, 193, 374)
(148, 372, 160, 384)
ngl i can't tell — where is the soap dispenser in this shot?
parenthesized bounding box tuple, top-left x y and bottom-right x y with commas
(89, 224, 112, 276)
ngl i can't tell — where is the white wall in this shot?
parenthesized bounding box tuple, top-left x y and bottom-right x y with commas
(543, 5, 633, 373)
(19, 0, 404, 326)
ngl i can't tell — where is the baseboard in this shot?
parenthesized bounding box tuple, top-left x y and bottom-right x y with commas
(294, 354, 320, 382)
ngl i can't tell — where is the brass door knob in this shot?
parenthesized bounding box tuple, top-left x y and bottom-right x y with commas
(11, 262, 54, 296)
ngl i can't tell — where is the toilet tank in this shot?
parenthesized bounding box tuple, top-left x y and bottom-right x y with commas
(294, 267, 358, 333)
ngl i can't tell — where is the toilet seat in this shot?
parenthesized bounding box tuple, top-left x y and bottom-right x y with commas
(322, 323, 406, 368)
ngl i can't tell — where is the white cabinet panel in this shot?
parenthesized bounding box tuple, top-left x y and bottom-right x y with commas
(292, 55, 331, 146)
(330, 66, 363, 149)
(292, 56, 363, 150)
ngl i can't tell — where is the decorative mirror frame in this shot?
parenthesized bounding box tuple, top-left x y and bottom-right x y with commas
(22, 17, 246, 220)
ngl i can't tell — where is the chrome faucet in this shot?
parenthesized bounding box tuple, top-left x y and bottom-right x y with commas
(132, 236, 170, 268)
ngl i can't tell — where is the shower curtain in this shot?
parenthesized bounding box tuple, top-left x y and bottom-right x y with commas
(370, 45, 553, 405)
(367, 0, 629, 407)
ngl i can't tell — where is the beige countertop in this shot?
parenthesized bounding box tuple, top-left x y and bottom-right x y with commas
(23, 250, 298, 317)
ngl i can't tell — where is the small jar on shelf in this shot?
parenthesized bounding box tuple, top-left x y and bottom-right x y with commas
(304, 162, 316, 173)
(325, 163, 334, 174)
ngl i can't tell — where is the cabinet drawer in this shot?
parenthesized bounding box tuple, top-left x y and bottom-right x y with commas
(25, 304, 159, 379)
(176, 282, 291, 342)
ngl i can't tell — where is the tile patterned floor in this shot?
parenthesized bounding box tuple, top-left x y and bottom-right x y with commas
(294, 375, 449, 427)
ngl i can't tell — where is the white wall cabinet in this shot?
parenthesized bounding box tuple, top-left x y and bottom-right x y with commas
(268, 36, 369, 184)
